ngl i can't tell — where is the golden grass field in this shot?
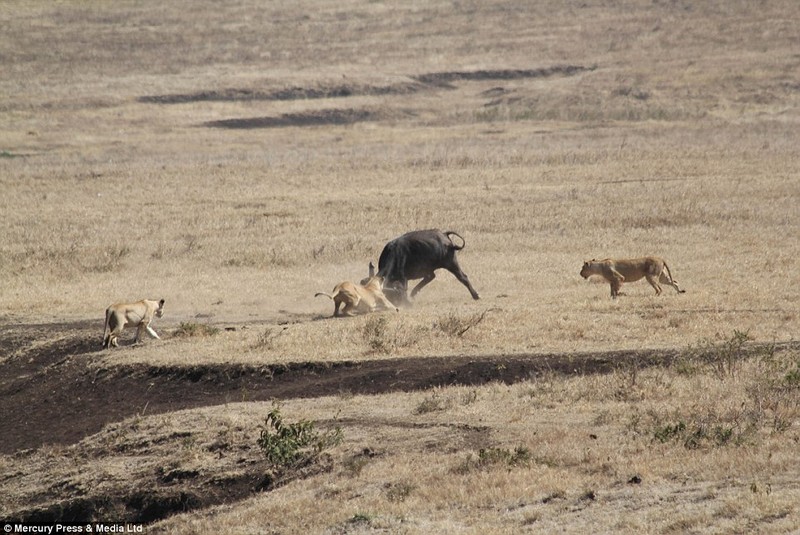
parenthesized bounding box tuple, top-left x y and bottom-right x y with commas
(1, 0, 799, 533)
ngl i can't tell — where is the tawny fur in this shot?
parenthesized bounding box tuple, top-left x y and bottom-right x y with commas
(315, 276, 398, 317)
(580, 257, 685, 299)
(103, 298, 165, 349)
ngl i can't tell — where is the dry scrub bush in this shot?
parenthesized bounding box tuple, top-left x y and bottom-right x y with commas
(251, 326, 287, 351)
(360, 314, 430, 354)
(634, 333, 800, 450)
(435, 307, 498, 337)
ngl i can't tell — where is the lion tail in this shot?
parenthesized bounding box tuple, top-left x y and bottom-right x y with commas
(315, 292, 335, 300)
(662, 261, 676, 283)
(663, 262, 686, 293)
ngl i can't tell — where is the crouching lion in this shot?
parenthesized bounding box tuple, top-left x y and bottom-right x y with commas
(103, 298, 165, 349)
(580, 257, 685, 299)
(315, 275, 398, 317)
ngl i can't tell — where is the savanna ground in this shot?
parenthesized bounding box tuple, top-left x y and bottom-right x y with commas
(1, 0, 799, 533)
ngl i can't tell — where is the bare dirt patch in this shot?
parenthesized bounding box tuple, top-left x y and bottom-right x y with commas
(139, 81, 425, 104)
(202, 108, 379, 129)
(413, 64, 595, 87)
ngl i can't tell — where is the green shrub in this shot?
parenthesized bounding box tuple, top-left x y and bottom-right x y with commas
(257, 405, 343, 468)
(478, 446, 532, 467)
(784, 360, 800, 387)
(653, 421, 687, 443)
(650, 411, 754, 449)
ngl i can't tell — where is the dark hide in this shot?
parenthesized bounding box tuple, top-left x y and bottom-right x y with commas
(376, 229, 480, 306)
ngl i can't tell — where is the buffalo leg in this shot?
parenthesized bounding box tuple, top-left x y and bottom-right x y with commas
(448, 266, 480, 300)
(383, 280, 411, 307)
(410, 273, 436, 298)
(397, 280, 412, 307)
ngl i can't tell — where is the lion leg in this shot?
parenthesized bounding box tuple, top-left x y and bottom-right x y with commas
(103, 311, 111, 349)
(104, 311, 120, 349)
(145, 323, 160, 339)
(608, 270, 625, 299)
(341, 298, 359, 317)
(376, 294, 399, 313)
(646, 274, 663, 296)
(135, 323, 146, 344)
(108, 317, 125, 348)
(105, 330, 120, 348)
(410, 273, 435, 298)
(610, 282, 622, 299)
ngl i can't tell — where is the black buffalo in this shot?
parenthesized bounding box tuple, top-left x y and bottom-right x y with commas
(372, 229, 480, 306)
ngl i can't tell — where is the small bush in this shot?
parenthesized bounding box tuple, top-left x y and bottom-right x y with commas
(478, 446, 532, 467)
(173, 322, 219, 338)
(783, 360, 800, 387)
(347, 513, 373, 526)
(745, 353, 800, 432)
(436, 313, 471, 336)
(414, 390, 450, 414)
(89, 245, 131, 273)
(257, 405, 343, 469)
(460, 389, 479, 406)
(682, 330, 754, 379)
(653, 421, 687, 443)
(252, 326, 287, 350)
(650, 410, 755, 449)
(435, 308, 498, 337)
(362, 315, 393, 353)
(385, 482, 416, 503)
(343, 455, 370, 477)
(456, 446, 532, 473)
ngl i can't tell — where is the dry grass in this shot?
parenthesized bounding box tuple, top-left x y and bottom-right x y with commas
(1, 0, 799, 531)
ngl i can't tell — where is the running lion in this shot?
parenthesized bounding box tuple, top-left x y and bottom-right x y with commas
(580, 257, 685, 299)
